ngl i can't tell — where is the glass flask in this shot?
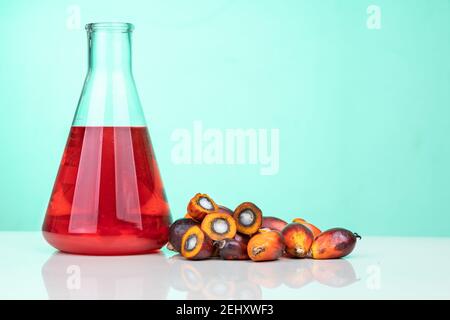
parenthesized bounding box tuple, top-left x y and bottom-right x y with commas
(43, 22, 172, 255)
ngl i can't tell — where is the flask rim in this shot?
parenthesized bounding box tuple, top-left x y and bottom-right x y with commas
(85, 22, 134, 33)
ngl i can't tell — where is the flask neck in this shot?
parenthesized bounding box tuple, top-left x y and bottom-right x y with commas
(88, 31, 132, 73)
(74, 23, 146, 127)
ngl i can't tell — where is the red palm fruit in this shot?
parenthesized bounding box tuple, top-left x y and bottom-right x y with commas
(261, 216, 287, 232)
(281, 223, 314, 258)
(234, 232, 250, 243)
(310, 228, 361, 259)
(216, 233, 249, 260)
(218, 238, 249, 260)
(168, 218, 199, 252)
(217, 205, 233, 215)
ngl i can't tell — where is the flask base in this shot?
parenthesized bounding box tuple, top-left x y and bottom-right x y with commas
(43, 231, 166, 256)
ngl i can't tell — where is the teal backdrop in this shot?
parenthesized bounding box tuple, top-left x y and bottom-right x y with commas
(0, 0, 449, 236)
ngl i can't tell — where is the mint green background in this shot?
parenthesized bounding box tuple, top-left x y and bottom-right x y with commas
(0, 0, 449, 235)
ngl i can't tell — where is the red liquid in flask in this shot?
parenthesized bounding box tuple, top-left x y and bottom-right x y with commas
(43, 126, 171, 255)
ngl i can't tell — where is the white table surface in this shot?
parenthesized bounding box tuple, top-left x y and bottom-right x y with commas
(0, 232, 449, 300)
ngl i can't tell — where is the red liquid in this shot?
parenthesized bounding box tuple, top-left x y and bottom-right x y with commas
(43, 126, 171, 255)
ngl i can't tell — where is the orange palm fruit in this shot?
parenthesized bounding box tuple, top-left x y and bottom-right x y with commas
(292, 218, 322, 238)
(247, 230, 285, 262)
(201, 212, 237, 241)
(281, 223, 314, 258)
(187, 193, 219, 221)
(184, 213, 198, 220)
(233, 202, 263, 236)
(181, 225, 214, 260)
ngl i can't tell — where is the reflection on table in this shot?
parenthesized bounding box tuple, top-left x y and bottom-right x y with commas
(42, 253, 170, 299)
(42, 253, 358, 300)
(168, 256, 358, 299)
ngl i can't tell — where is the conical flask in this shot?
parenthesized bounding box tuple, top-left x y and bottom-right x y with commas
(43, 22, 172, 255)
